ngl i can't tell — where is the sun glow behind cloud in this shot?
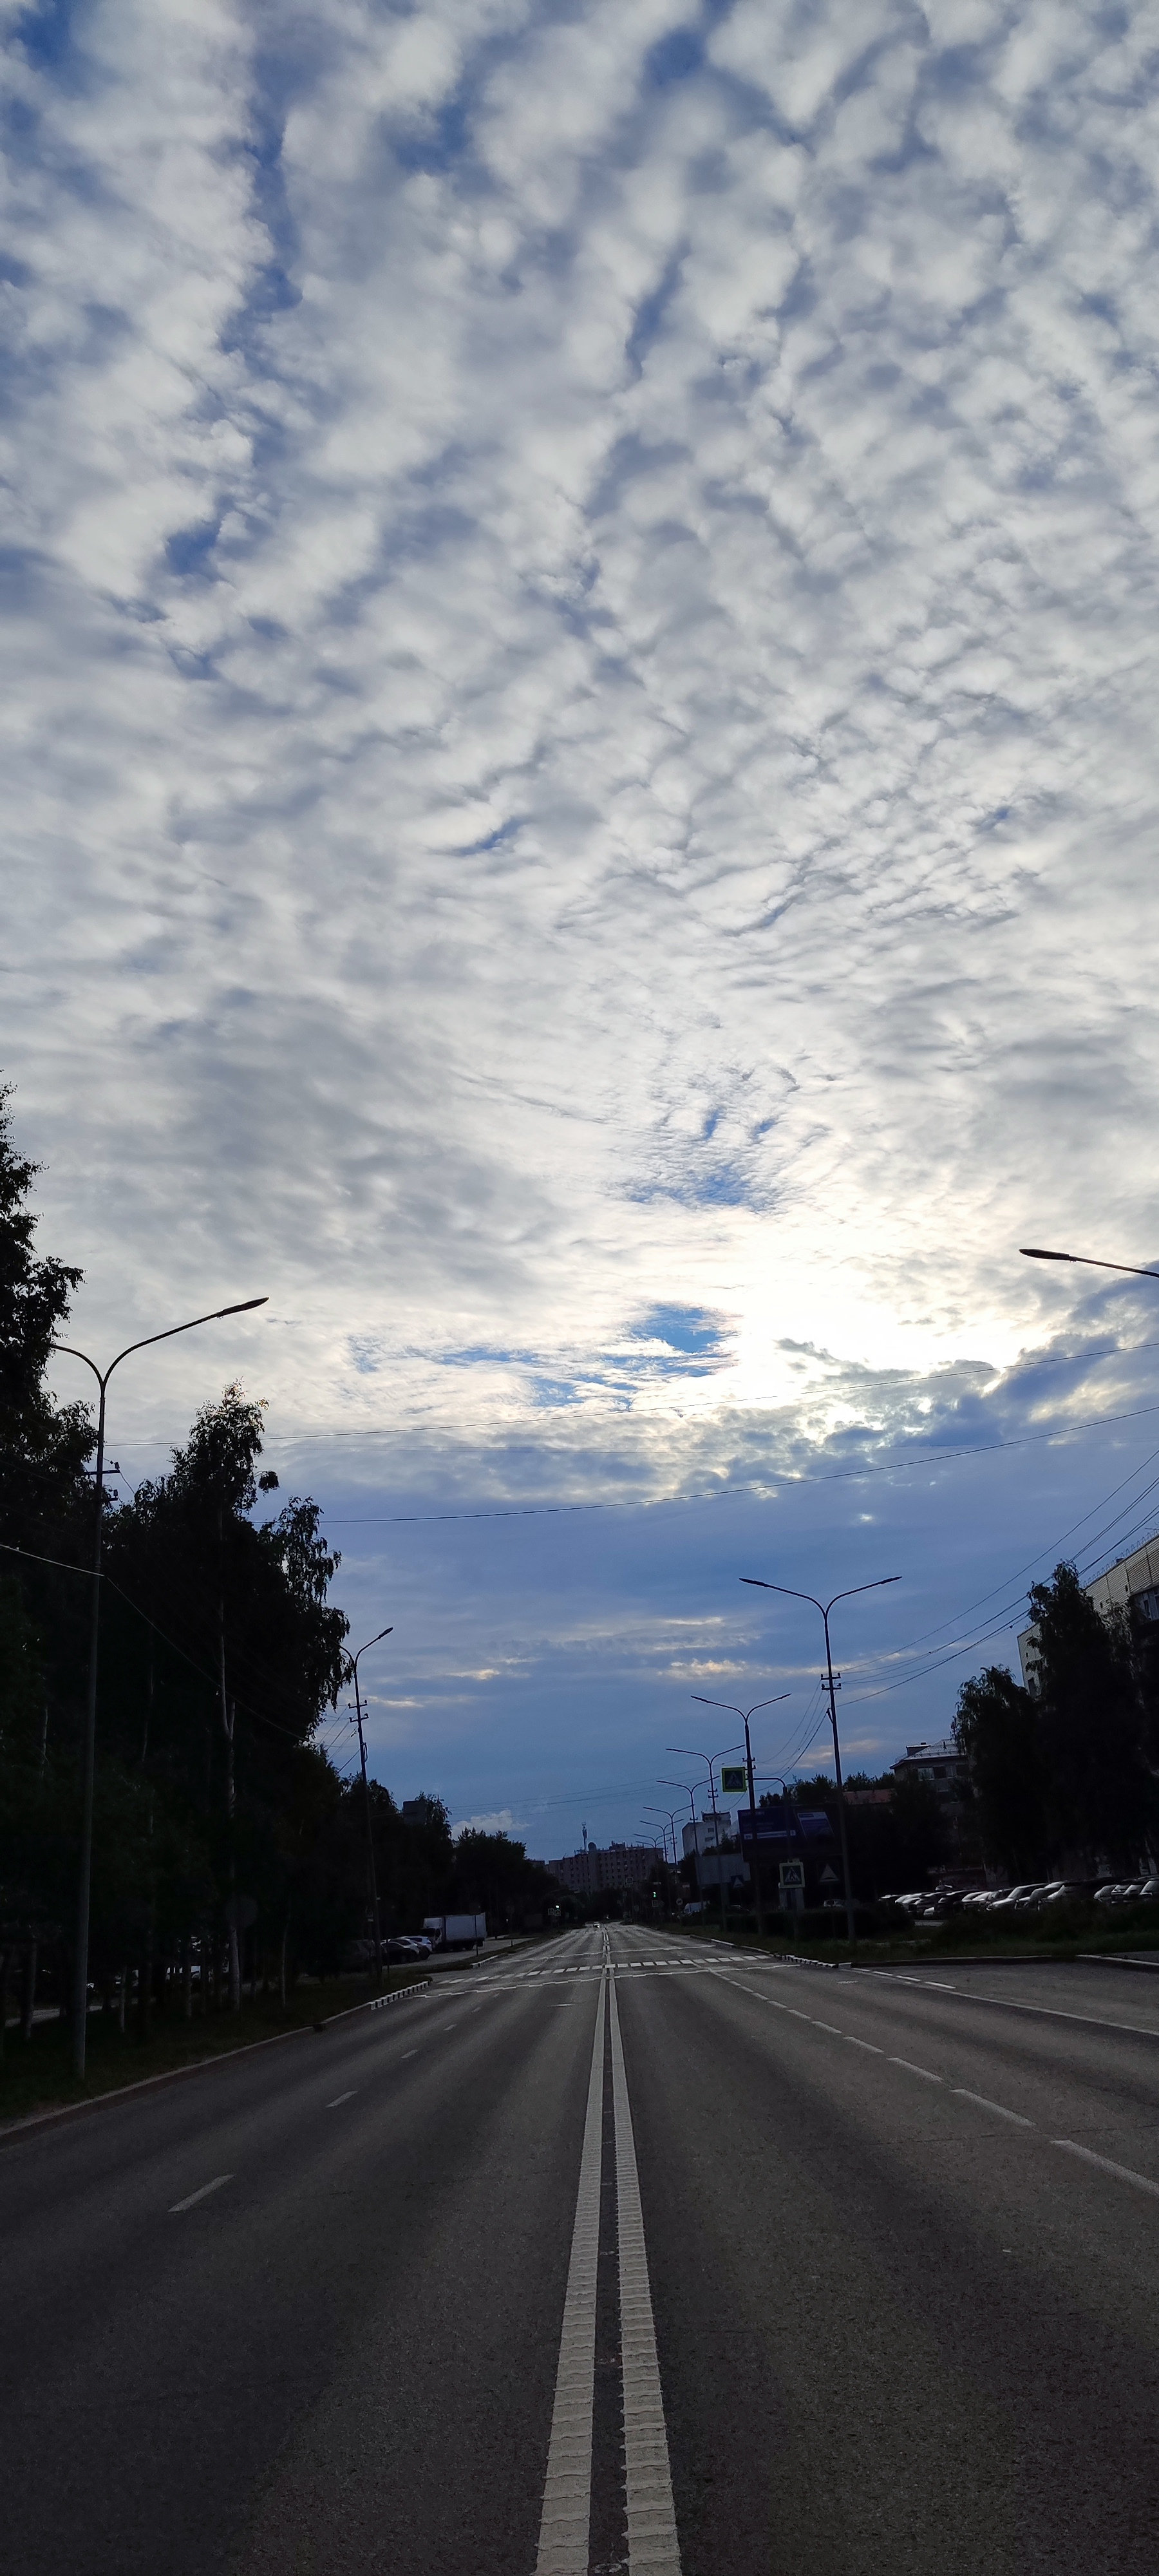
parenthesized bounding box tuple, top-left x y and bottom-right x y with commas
(6, 1, 1159, 1821)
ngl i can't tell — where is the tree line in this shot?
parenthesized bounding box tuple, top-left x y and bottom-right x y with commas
(0, 1088, 556, 2045)
(954, 1560, 1159, 1882)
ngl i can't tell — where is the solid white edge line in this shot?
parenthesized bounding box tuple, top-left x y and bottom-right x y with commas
(533, 1975, 607, 2576)
(169, 2172, 232, 2213)
(953, 2090, 1033, 2126)
(1052, 2138, 1159, 2196)
(608, 1975, 683, 2576)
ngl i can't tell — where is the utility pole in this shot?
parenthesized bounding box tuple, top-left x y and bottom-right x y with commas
(344, 1627, 393, 1989)
(52, 1294, 267, 2078)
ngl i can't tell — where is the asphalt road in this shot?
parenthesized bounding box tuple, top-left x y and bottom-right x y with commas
(3, 1926, 1158, 2574)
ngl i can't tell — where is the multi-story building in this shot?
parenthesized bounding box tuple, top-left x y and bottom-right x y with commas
(891, 1741, 970, 1800)
(681, 1811, 736, 1859)
(548, 1842, 656, 1896)
(1018, 1532, 1159, 1688)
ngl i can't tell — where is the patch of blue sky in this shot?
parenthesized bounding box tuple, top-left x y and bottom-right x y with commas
(629, 1158, 762, 1210)
(633, 1305, 728, 1359)
(14, 0, 79, 74)
(437, 1346, 533, 1370)
(165, 521, 220, 580)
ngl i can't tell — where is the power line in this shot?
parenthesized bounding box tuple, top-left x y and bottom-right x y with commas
(316, 1392, 1159, 1528)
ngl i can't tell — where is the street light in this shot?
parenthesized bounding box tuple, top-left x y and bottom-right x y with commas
(691, 1694, 791, 1937)
(52, 1294, 269, 2076)
(644, 1805, 681, 1868)
(739, 1575, 900, 1944)
(1021, 1246, 1159, 1280)
(343, 1626, 393, 1989)
(659, 1778, 701, 1914)
(666, 1740, 744, 1938)
(643, 1808, 681, 1917)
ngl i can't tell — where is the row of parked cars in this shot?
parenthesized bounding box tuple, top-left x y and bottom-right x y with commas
(880, 1879, 1159, 1924)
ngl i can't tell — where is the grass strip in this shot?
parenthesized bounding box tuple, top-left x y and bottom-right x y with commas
(0, 1970, 431, 2130)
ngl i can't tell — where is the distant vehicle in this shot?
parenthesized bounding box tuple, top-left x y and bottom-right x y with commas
(422, 1913, 487, 1950)
(384, 1937, 428, 1963)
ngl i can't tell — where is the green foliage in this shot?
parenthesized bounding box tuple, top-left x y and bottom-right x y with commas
(1027, 1562, 1151, 1862)
(449, 1828, 558, 1926)
(955, 1562, 1158, 1877)
(0, 1083, 369, 2026)
(954, 1665, 1046, 1879)
(0, 1083, 92, 1549)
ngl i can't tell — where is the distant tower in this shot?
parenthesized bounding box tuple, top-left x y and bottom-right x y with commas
(582, 1823, 588, 1851)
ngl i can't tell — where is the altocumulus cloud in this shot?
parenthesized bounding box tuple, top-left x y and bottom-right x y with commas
(5, 0, 1159, 1501)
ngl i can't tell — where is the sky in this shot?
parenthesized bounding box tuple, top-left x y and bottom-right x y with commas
(5, 0, 1159, 1855)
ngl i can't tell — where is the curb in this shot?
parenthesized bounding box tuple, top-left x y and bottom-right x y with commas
(314, 1978, 431, 2029)
(1079, 1952, 1159, 1973)
(0, 1978, 433, 2146)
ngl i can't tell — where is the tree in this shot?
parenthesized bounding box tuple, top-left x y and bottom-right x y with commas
(1026, 1562, 1152, 1869)
(954, 1667, 1046, 1880)
(0, 1083, 91, 1553)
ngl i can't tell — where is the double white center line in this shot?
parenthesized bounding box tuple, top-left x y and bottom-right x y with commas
(533, 1973, 681, 2576)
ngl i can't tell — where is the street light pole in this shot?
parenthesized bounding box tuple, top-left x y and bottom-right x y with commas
(52, 1294, 268, 2077)
(740, 1575, 900, 1945)
(659, 1779, 700, 1915)
(667, 1741, 744, 1939)
(644, 1806, 681, 1868)
(1021, 1246, 1159, 1280)
(344, 1626, 393, 1990)
(643, 1808, 681, 1915)
(692, 1694, 791, 1937)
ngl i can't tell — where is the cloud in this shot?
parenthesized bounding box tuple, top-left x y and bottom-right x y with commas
(453, 1806, 525, 1838)
(5, 3, 1159, 1827)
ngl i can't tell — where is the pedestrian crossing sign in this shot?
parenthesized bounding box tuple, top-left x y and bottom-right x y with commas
(720, 1766, 747, 1793)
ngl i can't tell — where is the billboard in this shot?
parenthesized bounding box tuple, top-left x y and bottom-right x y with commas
(737, 1804, 834, 1848)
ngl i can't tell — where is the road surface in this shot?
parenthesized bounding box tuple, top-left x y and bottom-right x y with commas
(3, 1924, 1158, 2573)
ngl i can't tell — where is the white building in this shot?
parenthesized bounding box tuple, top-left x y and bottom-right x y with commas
(891, 1741, 968, 1801)
(549, 1843, 656, 1895)
(681, 1811, 736, 1859)
(1017, 1531, 1159, 1690)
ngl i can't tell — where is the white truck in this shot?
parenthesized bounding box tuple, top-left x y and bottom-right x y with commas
(422, 1911, 487, 1950)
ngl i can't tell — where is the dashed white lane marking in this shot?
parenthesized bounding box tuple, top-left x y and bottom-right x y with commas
(325, 2090, 357, 2108)
(608, 1975, 682, 2576)
(863, 1972, 1159, 2045)
(533, 1977, 607, 2576)
(889, 2058, 943, 2082)
(402, 2049, 419, 2059)
(954, 2090, 1033, 2126)
(811, 2021, 843, 2035)
(844, 2037, 882, 2053)
(170, 2174, 232, 2213)
(1053, 2139, 1159, 2197)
